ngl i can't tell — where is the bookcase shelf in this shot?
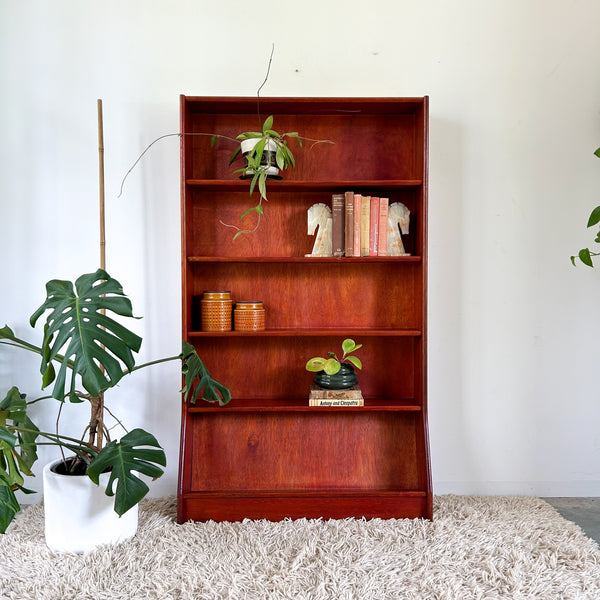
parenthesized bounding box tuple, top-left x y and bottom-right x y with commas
(178, 96, 431, 522)
(187, 398, 423, 413)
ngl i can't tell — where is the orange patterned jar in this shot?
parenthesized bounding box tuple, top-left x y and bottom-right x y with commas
(234, 301, 265, 331)
(201, 291, 232, 332)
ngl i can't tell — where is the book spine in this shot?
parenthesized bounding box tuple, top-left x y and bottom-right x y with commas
(369, 197, 380, 256)
(331, 193, 345, 257)
(353, 194, 362, 257)
(378, 197, 389, 256)
(344, 191, 354, 257)
(309, 398, 365, 407)
(360, 196, 371, 256)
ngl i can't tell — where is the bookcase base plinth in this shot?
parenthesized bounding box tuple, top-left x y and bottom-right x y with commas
(178, 491, 431, 523)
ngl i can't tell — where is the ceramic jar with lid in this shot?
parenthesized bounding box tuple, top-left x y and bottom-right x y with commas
(234, 301, 265, 331)
(201, 291, 232, 332)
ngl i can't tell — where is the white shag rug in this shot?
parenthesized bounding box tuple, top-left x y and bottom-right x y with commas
(1, 495, 600, 600)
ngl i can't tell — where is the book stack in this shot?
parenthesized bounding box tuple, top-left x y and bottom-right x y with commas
(331, 192, 391, 258)
(308, 385, 364, 407)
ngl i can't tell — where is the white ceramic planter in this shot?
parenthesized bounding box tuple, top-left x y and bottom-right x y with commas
(43, 458, 138, 553)
(240, 138, 280, 177)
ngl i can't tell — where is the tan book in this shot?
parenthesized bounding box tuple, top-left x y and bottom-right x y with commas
(360, 196, 371, 256)
(344, 191, 354, 257)
(378, 197, 389, 256)
(309, 398, 365, 407)
(309, 385, 363, 399)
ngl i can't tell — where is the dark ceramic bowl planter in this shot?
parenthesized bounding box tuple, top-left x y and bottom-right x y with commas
(313, 363, 358, 390)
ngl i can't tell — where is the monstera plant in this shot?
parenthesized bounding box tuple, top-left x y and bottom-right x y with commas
(0, 268, 230, 539)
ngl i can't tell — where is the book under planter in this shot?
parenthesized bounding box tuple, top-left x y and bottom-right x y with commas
(43, 458, 138, 553)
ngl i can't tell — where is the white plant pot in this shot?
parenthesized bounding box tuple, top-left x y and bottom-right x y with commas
(43, 458, 138, 553)
(240, 138, 280, 177)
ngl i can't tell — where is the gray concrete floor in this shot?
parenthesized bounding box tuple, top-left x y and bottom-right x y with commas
(545, 498, 600, 546)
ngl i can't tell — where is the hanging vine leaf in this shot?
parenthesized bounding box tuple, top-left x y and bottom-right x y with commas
(29, 269, 142, 401)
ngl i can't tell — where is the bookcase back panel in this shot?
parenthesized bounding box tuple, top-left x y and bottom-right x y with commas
(190, 412, 420, 491)
(184, 190, 422, 258)
(187, 336, 417, 402)
(186, 113, 422, 182)
(187, 263, 422, 331)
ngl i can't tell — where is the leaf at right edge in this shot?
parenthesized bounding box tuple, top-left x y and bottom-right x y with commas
(587, 206, 600, 227)
(579, 248, 594, 267)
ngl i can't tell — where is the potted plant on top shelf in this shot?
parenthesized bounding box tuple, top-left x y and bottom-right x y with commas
(0, 268, 230, 552)
(211, 114, 333, 240)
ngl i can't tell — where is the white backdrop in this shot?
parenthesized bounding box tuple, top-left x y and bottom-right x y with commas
(1, 1, 600, 501)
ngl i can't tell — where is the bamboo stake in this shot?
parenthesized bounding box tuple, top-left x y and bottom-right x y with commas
(98, 99, 106, 271)
(96, 98, 106, 451)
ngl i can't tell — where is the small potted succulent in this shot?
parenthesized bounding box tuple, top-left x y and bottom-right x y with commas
(305, 339, 363, 390)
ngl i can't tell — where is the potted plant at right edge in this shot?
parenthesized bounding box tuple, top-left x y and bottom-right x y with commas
(305, 339, 363, 390)
(571, 147, 600, 267)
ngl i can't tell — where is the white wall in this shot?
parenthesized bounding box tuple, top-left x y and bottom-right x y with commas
(1, 0, 600, 500)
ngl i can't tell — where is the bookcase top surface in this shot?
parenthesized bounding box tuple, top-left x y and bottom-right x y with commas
(181, 95, 428, 115)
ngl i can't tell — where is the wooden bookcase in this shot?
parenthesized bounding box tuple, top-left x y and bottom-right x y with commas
(177, 96, 432, 522)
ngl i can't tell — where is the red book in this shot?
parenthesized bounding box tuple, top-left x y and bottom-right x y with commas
(369, 197, 380, 256)
(353, 194, 362, 257)
(378, 197, 389, 256)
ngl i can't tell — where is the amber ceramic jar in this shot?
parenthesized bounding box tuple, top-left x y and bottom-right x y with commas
(233, 301, 265, 331)
(201, 291, 232, 332)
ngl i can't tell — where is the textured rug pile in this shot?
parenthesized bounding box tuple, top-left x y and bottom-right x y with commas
(1, 495, 600, 599)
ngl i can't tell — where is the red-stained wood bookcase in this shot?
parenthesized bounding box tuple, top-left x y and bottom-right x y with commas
(177, 96, 432, 522)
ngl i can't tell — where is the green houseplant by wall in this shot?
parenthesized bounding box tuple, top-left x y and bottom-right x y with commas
(571, 147, 600, 266)
(0, 268, 230, 549)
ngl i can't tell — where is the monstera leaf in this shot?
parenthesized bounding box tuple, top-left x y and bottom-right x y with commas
(29, 269, 142, 401)
(0, 387, 38, 533)
(181, 341, 231, 406)
(87, 428, 166, 516)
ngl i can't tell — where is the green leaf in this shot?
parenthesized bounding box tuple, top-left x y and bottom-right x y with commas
(0, 484, 20, 534)
(210, 135, 219, 148)
(228, 145, 242, 165)
(305, 357, 327, 372)
(87, 428, 166, 516)
(323, 358, 341, 376)
(587, 206, 600, 227)
(262, 115, 274, 134)
(29, 269, 142, 399)
(0, 387, 38, 473)
(181, 341, 231, 405)
(579, 248, 594, 267)
(346, 356, 362, 370)
(594, 147, 600, 158)
(239, 205, 259, 221)
(258, 172, 267, 201)
(275, 147, 285, 171)
(342, 339, 356, 354)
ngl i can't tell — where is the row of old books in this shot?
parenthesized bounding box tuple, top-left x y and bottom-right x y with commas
(332, 192, 390, 257)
